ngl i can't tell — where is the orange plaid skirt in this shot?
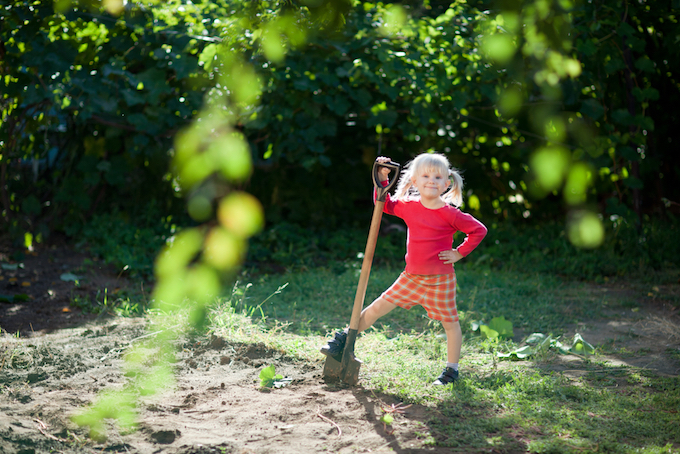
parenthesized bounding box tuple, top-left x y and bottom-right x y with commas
(380, 272, 458, 323)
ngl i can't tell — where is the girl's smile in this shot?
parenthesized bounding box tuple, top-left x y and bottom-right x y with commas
(411, 171, 450, 204)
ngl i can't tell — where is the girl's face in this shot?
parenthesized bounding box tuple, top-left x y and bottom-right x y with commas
(411, 167, 450, 199)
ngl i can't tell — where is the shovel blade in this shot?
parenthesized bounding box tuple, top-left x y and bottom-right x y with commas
(341, 355, 362, 385)
(321, 329, 362, 385)
(322, 352, 362, 385)
(322, 352, 343, 380)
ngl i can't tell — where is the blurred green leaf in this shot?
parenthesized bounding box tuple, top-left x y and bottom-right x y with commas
(530, 146, 571, 192)
(564, 163, 593, 205)
(218, 192, 264, 238)
(482, 34, 516, 64)
(568, 210, 604, 249)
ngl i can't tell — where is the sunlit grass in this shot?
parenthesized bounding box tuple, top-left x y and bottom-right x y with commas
(234, 261, 599, 336)
(206, 262, 680, 453)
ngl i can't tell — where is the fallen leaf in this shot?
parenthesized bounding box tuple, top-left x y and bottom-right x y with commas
(21, 282, 31, 287)
(60, 273, 81, 282)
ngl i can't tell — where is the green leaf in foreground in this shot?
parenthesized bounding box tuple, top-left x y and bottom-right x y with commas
(489, 316, 514, 338)
(473, 316, 514, 340)
(259, 365, 291, 388)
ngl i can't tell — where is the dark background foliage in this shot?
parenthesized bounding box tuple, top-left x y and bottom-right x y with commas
(2, 0, 679, 278)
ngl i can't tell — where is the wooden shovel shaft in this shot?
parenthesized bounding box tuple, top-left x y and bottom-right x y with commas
(323, 160, 399, 385)
(348, 200, 385, 331)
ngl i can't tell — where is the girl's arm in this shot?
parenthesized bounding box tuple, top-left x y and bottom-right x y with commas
(455, 211, 488, 256)
(439, 211, 487, 264)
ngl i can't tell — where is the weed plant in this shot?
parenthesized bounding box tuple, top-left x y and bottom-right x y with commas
(69, 287, 147, 317)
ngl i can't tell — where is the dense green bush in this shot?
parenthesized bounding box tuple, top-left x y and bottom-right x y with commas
(69, 204, 678, 283)
(3, 0, 678, 242)
(247, 221, 407, 270)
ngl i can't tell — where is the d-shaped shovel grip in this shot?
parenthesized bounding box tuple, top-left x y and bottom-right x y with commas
(373, 160, 401, 201)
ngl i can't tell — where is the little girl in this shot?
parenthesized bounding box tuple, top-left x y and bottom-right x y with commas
(321, 153, 487, 385)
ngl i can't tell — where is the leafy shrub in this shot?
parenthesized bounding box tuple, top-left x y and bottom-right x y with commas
(78, 208, 180, 279)
(247, 221, 406, 271)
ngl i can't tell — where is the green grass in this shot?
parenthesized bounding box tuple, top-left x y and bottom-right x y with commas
(207, 261, 680, 454)
(233, 260, 602, 336)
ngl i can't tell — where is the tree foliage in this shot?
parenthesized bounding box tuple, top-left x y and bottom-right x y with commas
(1, 0, 678, 240)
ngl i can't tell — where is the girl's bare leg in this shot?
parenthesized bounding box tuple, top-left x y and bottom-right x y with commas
(358, 297, 397, 333)
(441, 320, 462, 364)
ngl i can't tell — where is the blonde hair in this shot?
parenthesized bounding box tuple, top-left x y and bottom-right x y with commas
(393, 153, 464, 207)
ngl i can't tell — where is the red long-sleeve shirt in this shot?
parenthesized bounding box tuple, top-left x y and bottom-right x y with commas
(377, 190, 487, 275)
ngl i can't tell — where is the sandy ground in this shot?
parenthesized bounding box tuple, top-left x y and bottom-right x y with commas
(0, 317, 455, 454)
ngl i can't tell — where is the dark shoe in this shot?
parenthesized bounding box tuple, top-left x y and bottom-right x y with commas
(433, 367, 459, 386)
(320, 331, 347, 357)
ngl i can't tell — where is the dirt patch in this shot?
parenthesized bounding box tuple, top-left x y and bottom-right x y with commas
(561, 285, 680, 376)
(1, 238, 679, 454)
(0, 239, 453, 453)
(0, 318, 447, 454)
(0, 235, 135, 335)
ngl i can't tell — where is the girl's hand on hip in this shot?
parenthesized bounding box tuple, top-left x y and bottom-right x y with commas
(439, 249, 463, 265)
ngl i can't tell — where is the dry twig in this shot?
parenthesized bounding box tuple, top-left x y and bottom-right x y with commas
(34, 418, 69, 443)
(381, 402, 412, 415)
(316, 407, 342, 436)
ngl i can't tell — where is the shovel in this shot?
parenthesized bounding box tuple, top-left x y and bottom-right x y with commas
(322, 160, 401, 385)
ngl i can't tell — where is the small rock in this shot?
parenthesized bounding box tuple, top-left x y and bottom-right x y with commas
(150, 429, 181, 444)
(210, 336, 226, 350)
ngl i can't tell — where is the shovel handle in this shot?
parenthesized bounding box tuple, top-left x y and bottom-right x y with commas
(346, 160, 401, 331)
(373, 160, 401, 202)
(335, 160, 401, 384)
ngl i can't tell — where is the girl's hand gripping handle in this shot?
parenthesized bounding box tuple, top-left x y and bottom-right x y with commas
(372, 160, 401, 202)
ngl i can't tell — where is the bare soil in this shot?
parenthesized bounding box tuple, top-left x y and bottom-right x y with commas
(1, 238, 679, 454)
